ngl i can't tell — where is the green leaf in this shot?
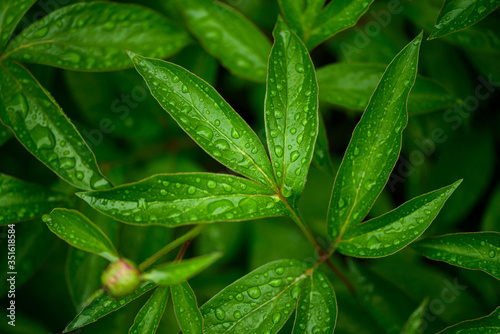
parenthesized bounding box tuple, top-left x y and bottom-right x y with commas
(437, 307, 500, 334)
(171, 281, 204, 333)
(265, 17, 318, 201)
(142, 253, 221, 286)
(312, 113, 334, 177)
(0, 61, 111, 190)
(201, 259, 309, 334)
(77, 173, 287, 226)
(3, 2, 190, 71)
(0, 123, 12, 146)
(316, 62, 457, 115)
(64, 282, 156, 332)
(128, 52, 276, 188)
(412, 232, 500, 280)
(306, 0, 374, 49)
(292, 269, 337, 334)
(0, 173, 68, 225)
(278, 0, 325, 41)
(178, 0, 271, 82)
(401, 298, 428, 334)
(0, 0, 36, 51)
(337, 180, 461, 258)
(43, 208, 119, 262)
(327, 33, 422, 241)
(129, 286, 170, 334)
(429, 0, 500, 40)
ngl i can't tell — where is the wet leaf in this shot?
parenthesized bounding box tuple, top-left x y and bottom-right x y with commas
(129, 286, 169, 334)
(337, 180, 461, 258)
(201, 259, 309, 334)
(312, 113, 334, 177)
(401, 298, 428, 334)
(43, 208, 119, 262)
(437, 307, 500, 334)
(0, 61, 111, 190)
(265, 17, 318, 202)
(0, 0, 36, 50)
(77, 173, 287, 226)
(0, 123, 12, 146)
(3, 2, 190, 71)
(172, 281, 204, 333)
(278, 0, 325, 41)
(412, 232, 500, 280)
(327, 33, 422, 241)
(178, 0, 271, 82)
(128, 52, 276, 188)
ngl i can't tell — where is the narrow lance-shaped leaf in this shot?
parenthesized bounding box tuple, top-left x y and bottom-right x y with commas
(129, 286, 170, 334)
(42, 208, 119, 262)
(142, 253, 222, 286)
(178, 0, 271, 82)
(292, 269, 337, 334)
(278, 0, 326, 41)
(128, 52, 277, 189)
(265, 17, 318, 202)
(429, 0, 500, 40)
(0, 173, 68, 225)
(327, 33, 422, 241)
(3, 2, 190, 71)
(0, 61, 111, 190)
(64, 282, 156, 333)
(401, 298, 429, 334)
(201, 259, 309, 334)
(77, 174, 287, 226)
(337, 180, 461, 258)
(171, 281, 204, 333)
(0, 0, 36, 50)
(312, 113, 334, 177)
(437, 307, 500, 334)
(412, 232, 500, 280)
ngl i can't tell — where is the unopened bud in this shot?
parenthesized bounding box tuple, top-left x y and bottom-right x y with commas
(101, 258, 141, 298)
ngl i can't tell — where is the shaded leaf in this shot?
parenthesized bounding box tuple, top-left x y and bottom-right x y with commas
(172, 281, 204, 333)
(312, 113, 334, 177)
(278, 0, 325, 41)
(482, 182, 500, 231)
(0, 123, 12, 146)
(401, 297, 429, 334)
(129, 286, 170, 334)
(0, 0, 36, 50)
(437, 307, 500, 334)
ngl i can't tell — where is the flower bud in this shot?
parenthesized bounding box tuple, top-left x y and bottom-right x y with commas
(101, 258, 141, 298)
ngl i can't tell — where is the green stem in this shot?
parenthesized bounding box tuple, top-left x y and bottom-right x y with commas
(139, 224, 205, 271)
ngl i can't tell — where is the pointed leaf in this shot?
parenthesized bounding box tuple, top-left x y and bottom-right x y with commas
(43, 208, 119, 262)
(129, 286, 170, 334)
(64, 282, 156, 332)
(0, 173, 68, 225)
(265, 18, 318, 202)
(437, 307, 500, 334)
(337, 180, 461, 258)
(143, 253, 222, 286)
(201, 259, 309, 334)
(3, 2, 190, 71)
(412, 232, 500, 280)
(429, 0, 500, 40)
(128, 52, 276, 188)
(178, 0, 271, 82)
(327, 33, 422, 241)
(0, 61, 111, 190)
(77, 173, 286, 226)
(0, 0, 36, 50)
(278, 0, 326, 41)
(292, 270, 337, 334)
(401, 298, 429, 334)
(172, 281, 204, 333)
(312, 114, 334, 176)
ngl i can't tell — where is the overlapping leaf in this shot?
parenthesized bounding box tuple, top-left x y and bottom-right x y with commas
(437, 307, 500, 334)
(0, 0, 36, 50)
(328, 33, 422, 241)
(401, 298, 428, 334)
(0, 61, 111, 190)
(278, 0, 325, 41)
(129, 286, 169, 334)
(3, 2, 190, 71)
(312, 114, 334, 176)
(172, 281, 204, 333)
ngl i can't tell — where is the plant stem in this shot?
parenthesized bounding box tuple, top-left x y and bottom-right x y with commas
(175, 240, 192, 262)
(139, 224, 205, 271)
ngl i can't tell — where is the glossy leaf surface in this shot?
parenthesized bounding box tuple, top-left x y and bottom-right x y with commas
(0, 173, 67, 225)
(142, 253, 221, 286)
(172, 281, 204, 333)
(401, 298, 428, 334)
(265, 18, 318, 201)
(0, 61, 111, 190)
(412, 232, 500, 280)
(77, 174, 286, 226)
(278, 0, 325, 41)
(429, 0, 500, 39)
(43, 208, 119, 262)
(292, 269, 337, 334)
(178, 0, 271, 82)
(128, 52, 276, 188)
(437, 307, 500, 334)
(328, 33, 422, 241)
(129, 286, 169, 334)
(64, 282, 156, 332)
(337, 180, 461, 258)
(0, 0, 36, 50)
(201, 259, 309, 334)
(4, 2, 190, 71)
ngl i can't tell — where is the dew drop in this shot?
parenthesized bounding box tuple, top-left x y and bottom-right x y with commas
(269, 279, 282, 287)
(59, 157, 76, 169)
(272, 312, 281, 324)
(231, 129, 240, 139)
(247, 287, 261, 299)
(29, 125, 55, 149)
(489, 250, 496, 258)
(295, 63, 304, 73)
(290, 151, 299, 162)
(195, 125, 213, 141)
(275, 146, 283, 157)
(215, 307, 225, 320)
